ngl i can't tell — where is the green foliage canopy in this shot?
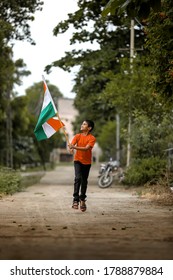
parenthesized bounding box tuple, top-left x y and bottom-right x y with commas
(102, 0, 161, 19)
(102, 0, 173, 102)
(46, 0, 145, 133)
(0, 0, 43, 167)
(0, 0, 43, 43)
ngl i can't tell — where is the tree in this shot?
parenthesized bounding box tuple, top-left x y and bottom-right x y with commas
(11, 95, 31, 168)
(145, 2, 173, 102)
(0, 0, 43, 167)
(0, 44, 30, 167)
(97, 120, 119, 161)
(102, 0, 161, 19)
(102, 0, 173, 101)
(100, 55, 173, 161)
(131, 112, 173, 160)
(0, 0, 43, 43)
(46, 0, 145, 138)
(26, 81, 63, 117)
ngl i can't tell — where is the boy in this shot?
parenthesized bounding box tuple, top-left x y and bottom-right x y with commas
(68, 120, 96, 212)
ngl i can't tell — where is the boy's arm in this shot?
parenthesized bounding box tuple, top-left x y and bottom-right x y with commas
(68, 135, 95, 151)
(68, 135, 77, 153)
(69, 144, 92, 151)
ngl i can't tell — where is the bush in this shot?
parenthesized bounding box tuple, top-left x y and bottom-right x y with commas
(123, 157, 167, 186)
(0, 167, 21, 195)
(0, 167, 45, 195)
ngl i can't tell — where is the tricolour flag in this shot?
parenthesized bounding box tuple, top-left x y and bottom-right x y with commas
(34, 76, 64, 141)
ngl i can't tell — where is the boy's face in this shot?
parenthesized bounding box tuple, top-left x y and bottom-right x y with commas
(80, 121, 91, 132)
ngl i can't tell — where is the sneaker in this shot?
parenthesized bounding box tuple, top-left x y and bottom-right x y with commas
(80, 200, 87, 212)
(72, 201, 79, 209)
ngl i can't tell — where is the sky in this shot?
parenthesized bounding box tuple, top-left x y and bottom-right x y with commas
(13, 0, 80, 99)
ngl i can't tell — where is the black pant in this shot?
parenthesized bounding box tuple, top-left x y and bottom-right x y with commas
(73, 161, 91, 202)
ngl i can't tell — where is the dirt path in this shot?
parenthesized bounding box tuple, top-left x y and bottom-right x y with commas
(0, 165, 173, 260)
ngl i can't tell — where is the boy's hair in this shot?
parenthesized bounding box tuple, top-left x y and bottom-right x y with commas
(85, 120, 94, 132)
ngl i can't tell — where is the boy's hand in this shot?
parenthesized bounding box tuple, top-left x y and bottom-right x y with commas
(68, 144, 74, 154)
(69, 148, 74, 154)
(68, 144, 75, 149)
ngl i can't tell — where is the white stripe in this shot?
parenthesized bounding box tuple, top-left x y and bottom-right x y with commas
(52, 116, 58, 120)
(42, 122, 56, 138)
(41, 76, 57, 113)
(42, 88, 57, 113)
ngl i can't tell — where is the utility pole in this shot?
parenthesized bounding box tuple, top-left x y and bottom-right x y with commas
(126, 19, 135, 167)
(6, 89, 13, 168)
(116, 113, 120, 164)
(130, 19, 135, 66)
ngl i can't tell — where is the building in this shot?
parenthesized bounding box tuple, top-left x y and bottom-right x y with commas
(56, 97, 78, 162)
(58, 97, 78, 142)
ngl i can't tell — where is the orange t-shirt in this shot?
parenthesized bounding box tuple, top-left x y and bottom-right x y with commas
(71, 133, 96, 164)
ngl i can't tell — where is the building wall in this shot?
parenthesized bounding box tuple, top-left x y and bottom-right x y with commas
(57, 97, 78, 143)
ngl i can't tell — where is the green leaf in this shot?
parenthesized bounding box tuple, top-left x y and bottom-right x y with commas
(138, 2, 150, 19)
(102, 0, 124, 17)
(119, 0, 132, 14)
(126, 2, 137, 18)
(150, 0, 161, 12)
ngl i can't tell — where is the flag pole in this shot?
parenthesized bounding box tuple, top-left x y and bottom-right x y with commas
(56, 111, 70, 146)
(56, 112, 74, 155)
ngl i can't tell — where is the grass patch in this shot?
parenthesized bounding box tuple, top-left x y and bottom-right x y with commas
(0, 167, 21, 195)
(141, 178, 173, 206)
(20, 173, 45, 189)
(0, 167, 44, 195)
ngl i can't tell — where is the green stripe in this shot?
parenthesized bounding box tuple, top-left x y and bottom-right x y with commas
(34, 126, 47, 141)
(34, 102, 56, 130)
(34, 102, 56, 141)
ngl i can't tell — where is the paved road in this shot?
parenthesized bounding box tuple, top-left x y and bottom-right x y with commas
(0, 164, 173, 260)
